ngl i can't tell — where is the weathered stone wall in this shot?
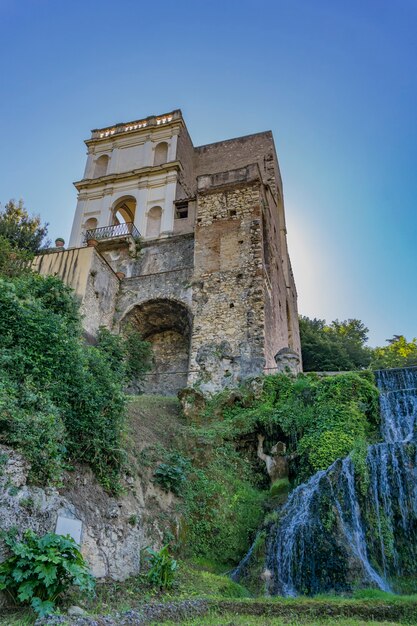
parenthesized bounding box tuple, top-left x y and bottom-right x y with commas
(194, 132, 283, 196)
(189, 167, 266, 393)
(81, 251, 120, 338)
(0, 445, 178, 582)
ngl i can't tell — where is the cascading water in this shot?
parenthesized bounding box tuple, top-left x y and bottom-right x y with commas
(232, 367, 417, 595)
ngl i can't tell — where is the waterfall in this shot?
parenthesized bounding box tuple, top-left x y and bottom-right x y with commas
(233, 367, 417, 595)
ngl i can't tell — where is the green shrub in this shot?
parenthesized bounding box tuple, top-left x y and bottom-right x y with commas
(270, 477, 290, 497)
(153, 453, 191, 495)
(0, 530, 94, 617)
(144, 545, 178, 589)
(0, 273, 152, 490)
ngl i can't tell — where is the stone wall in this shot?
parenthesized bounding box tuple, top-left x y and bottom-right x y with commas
(188, 167, 266, 393)
(0, 445, 178, 582)
(81, 251, 120, 338)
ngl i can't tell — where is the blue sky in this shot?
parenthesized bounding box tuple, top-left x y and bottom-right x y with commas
(0, 0, 416, 346)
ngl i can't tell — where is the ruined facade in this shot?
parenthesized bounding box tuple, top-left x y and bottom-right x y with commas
(37, 110, 301, 394)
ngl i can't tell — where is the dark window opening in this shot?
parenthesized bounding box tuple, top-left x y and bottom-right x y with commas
(175, 201, 188, 219)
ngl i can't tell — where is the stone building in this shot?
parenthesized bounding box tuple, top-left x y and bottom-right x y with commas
(35, 109, 301, 394)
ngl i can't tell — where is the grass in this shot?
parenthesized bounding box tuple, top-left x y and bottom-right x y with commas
(150, 617, 410, 626)
(3, 563, 417, 625)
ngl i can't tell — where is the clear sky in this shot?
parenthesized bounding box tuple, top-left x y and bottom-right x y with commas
(1, 0, 416, 346)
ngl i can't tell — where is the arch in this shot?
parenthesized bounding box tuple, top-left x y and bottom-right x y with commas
(93, 154, 109, 178)
(146, 205, 162, 238)
(121, 298, 192, 395)
(111, 196, 137, 225)
(83, 217, 98, 231)
(154, 141, 168, 166)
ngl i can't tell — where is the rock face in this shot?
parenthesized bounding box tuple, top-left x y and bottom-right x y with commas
(0, 445, 178, 582)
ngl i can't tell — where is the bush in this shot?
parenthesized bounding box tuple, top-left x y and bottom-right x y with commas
(153, 453, 191, 495)
(0, 530, 94, 616)
(0, 273, 151, 489)
(144, 545, 178, 589)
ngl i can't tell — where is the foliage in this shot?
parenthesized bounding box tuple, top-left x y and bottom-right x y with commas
(370, 335, 417, 369)
(180, 444, 266, 566)
(0, 273, 150, 489)
(0, 200, 49, 253)
(0, 236, 33, 278)
(0, 530, 94, 617)
(97, 325, 153, 386)
(144, 545, 178, 589)
(299, 316, 372, 372)
(153, 452, 191, 496)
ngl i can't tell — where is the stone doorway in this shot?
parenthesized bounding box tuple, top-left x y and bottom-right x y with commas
(121, 299, 192, 396)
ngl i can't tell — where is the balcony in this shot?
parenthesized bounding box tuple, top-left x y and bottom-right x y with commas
(84, 223, 141, 248)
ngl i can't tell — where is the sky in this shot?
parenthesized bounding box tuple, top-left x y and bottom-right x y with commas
(0, 0, 416, 346)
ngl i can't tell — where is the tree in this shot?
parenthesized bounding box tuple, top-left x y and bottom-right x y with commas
(370, 335, 417, 369)
(0, 199, 49, 253)
(299, 316, 371, 372)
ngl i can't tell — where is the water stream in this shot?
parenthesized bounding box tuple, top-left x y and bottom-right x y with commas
(233, 367, 417, 595)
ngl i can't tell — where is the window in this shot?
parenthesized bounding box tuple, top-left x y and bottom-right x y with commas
(175, 201, 188, 219)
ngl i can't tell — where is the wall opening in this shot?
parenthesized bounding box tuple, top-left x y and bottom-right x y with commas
(121, 299, 192, 395)
(93, 154, 109, 178)
(83, 217, 98, 232)
(146, 205, 162, 238)
(112, 197, 136, 225)
(154, 142, 168, 166)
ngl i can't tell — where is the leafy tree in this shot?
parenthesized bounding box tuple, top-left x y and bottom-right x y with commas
(370, 335, 417, 369)
(299, 316, 371, 371)
(0, 273, 151, 489)
(0, 200, 49, 253)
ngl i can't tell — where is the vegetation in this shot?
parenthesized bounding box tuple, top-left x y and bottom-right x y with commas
(137, 372, 379, 568)
(299, 316, 371, 371)
(0, 530, 94, 617)
(300, 315, 417, 372)
(0, 272, 151, 489)
(0, 200, 49, 254)
(371, 335, 417, 369)
(143, 545, 178, 589)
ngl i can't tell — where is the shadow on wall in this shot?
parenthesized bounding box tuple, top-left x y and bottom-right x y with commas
(121, 298, 192, 395)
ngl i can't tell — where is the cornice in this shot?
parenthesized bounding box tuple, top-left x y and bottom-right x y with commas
(73, 161, 182, 191)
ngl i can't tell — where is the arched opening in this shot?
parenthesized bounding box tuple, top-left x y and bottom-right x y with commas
(146, 206, 162, 238)
(112, 197, 136, 225)
(154, 142, 168, 166)
(93, 154, 109, 178)
(83, 217, 98, 231)
(121, 299, 192, 395)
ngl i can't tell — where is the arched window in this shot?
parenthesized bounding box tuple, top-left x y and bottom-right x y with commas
(84, 217, 98, 231)
(112, 197, 136, 225)
(153, 142, 168, 166)
(146, 206, 162, 238)
(93, 154, 109, 178)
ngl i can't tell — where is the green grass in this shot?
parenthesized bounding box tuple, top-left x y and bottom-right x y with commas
(150, 616, 409, 626)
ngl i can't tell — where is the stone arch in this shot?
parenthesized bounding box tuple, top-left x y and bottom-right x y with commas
(93, 154, 109, 178)
(121, 298, 192, 395)
(154, 142, 168, 166)
(146, 205, 162, 238)
(111, 196, 136, 225)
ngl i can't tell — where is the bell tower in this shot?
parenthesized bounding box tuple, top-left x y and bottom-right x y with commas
(69, 110, 184, 247)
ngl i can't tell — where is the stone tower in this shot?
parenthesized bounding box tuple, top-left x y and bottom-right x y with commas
(35, 109, 301, 394)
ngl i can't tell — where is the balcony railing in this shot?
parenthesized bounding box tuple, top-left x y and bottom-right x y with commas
(84, 222, 141, 244)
